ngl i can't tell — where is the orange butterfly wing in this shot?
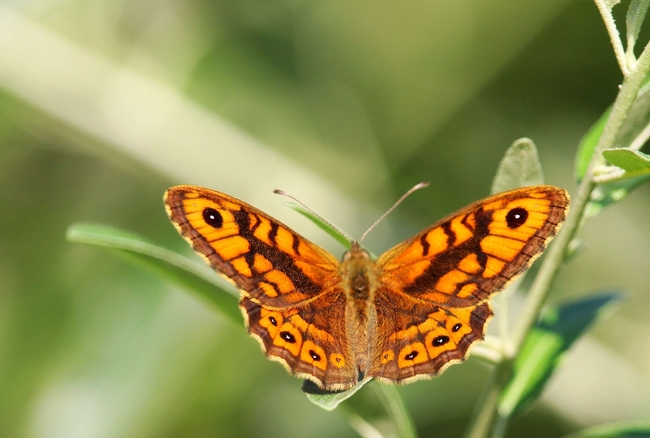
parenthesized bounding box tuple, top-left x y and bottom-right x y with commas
(165, 186, 356, 389)
(367, 186, 569, 382)
(165, 184, 570, 390)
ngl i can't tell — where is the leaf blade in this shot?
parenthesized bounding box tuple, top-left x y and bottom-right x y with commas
(498, 293, 623, 418)
(491, 138, 544, 194)
(565, 420, 650, 438)
(575, 107, 611, 181)
(66, 222, 241, 324)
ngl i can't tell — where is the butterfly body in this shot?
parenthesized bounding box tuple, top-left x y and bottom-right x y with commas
(165, 185, 569, 391)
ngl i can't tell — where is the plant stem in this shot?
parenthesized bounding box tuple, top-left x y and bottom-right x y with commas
(463, 26, 650, 438)
(594, 0, 629, 75)
(373, 384, 418, 438)
(463, 360, 512, 438)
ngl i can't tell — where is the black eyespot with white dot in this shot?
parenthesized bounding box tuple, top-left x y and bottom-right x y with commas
(405, 351, 419, 361)
(280, 331, 296, 343)
(452, 323, 462, 332)
(203, 207, 223, 228)
(432, 335, 450, 346)
(269, 316, 278, 326)
(309, 350, 321, 361)
(506, 207, 528, 229)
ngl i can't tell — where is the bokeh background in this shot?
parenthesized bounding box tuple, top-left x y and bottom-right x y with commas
(1, 1, 649, 437)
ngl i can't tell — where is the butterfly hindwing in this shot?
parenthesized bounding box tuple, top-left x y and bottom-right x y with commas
(241, 291, 357, 391)
(368, 292, 492, 383)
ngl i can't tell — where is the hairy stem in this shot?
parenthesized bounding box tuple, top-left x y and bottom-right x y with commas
(463, 26, 650, 438)
(594, 0, 629, 75)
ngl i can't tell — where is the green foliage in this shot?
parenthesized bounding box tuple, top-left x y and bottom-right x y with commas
(66, 222, 241, 324)
(499, 293, 622, 418)
(565, 421, 650, 438)
(283, 201, 353, 250)
(490, 138, 544, 194)
(575, 108, 611, 181)
(305, 381, 369, 411)
(3, 1, 650, 437)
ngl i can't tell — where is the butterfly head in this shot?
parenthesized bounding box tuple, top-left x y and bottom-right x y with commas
(343, 241, 370, 261)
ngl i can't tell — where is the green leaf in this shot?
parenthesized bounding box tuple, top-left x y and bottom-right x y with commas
(613, 82, 650, 150)
(491, 138, 544, 194)
(498, 293, 622, 418)
(303, 379, 371, 411)
(66, 222, 241, 324)
(603, 148, 650, 172)
(587, 174, 650, 217)
(285, 202, 353, 250)
(586, 149, 650, 217)
(575, 107, 611, 181)
(565, 421, 650, 438)
(627, 0, 650, 54)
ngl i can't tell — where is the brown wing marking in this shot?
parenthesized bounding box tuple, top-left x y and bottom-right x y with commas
(377, 186, 569, 308)
(165, 186, 340, 308)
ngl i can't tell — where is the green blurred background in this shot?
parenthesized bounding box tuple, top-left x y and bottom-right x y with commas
(1, 1, 649, 437)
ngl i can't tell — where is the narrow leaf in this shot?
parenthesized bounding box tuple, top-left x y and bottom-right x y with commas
(491, 138, 544, 194)
(587, 174, 650, 216)
(498, 293, 622, 418)
(613, 82, 650, 150)
(304, 379, 371, 411)
(66, 222, 241, 324)
(284, 202, 353, 250)
(575, 107, 611, 181)
(586, 149, 650, 217)
(565, 420, 650, 438)
(626, 0, 650, 56)
(603, 148, 650, 172)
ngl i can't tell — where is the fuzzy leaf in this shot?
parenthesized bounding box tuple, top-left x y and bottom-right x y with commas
(627, 0, 650, 53)
(587, 173, 650, 216)
(603, 148, 650, 172)
(614, 82, 650, 150)
(586, 149, 650, 216)
(491, 138, 544, 194)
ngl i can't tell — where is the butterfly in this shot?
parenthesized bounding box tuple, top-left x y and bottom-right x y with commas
(164, 185, 569, 392)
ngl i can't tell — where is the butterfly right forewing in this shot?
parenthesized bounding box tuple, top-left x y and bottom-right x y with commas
(376, 185, 569, 308)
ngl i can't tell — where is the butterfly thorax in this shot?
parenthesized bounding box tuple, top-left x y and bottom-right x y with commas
(340, 241, 379, 376)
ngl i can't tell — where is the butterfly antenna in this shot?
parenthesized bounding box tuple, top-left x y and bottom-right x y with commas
(359, 182, 430, 244)
(273, 189, 354, 244)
